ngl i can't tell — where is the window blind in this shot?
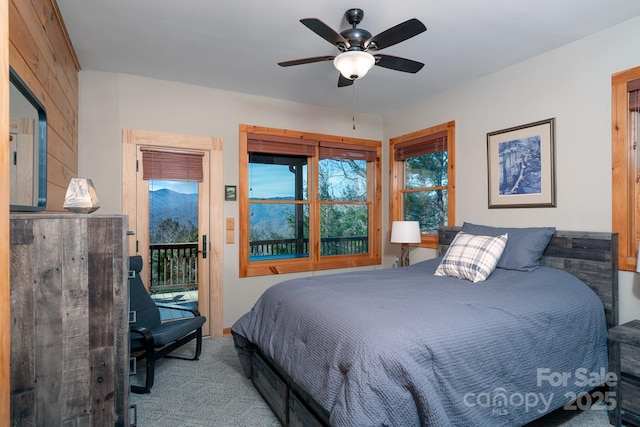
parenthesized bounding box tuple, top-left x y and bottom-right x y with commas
(393, 130, 448, 161)
(319, 141, 376, 161)
(140, 147, 204, 181)
(247, 133, 316, 156)
(629, 78, 640, 112)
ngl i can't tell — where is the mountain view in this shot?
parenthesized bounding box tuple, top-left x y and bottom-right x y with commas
(149, 188, 295, 242)
(249, 201, 295, 239)
(149, 188, 198, 232)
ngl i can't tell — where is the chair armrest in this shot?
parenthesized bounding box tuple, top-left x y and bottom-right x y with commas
(154, 302, 201, 317)
(130, 325, 155, 348)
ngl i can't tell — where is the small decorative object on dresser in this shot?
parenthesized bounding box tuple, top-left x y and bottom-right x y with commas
(63, 177, 100, 213)
(608, 319, 640, 426)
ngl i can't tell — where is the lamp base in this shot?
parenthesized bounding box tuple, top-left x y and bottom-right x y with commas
(400, 243, 411, 267)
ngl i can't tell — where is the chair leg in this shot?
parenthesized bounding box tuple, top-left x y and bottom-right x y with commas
(130, 328, 203, 394)
(194, 328, 202, 359)
(164, 328, 202, 361)
(130, 353, 156, 394)
(145, 352, 156, 391)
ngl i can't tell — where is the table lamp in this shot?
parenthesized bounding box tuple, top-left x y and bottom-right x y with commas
(390, 221, 421, 267)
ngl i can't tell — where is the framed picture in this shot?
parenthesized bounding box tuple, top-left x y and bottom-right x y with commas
(487, 118, 556, 208)
(225, 185, 237, 201)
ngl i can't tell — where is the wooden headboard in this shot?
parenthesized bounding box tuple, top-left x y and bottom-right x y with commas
(438, 227, 619, 329)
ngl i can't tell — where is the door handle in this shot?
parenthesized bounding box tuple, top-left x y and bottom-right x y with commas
(202, 235, 207, 259)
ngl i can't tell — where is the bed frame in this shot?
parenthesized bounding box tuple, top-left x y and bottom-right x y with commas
(245, 228, 619, 426)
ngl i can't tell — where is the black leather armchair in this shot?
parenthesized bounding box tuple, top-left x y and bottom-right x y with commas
(129, 255, 206, 394)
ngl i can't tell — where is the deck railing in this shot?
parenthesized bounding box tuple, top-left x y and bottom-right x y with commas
(148, 236, 368, 290)
(249, 236, 368, 258)
(149, 242, 198, 293)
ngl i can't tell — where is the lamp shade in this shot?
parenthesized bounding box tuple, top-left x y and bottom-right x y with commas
(390, 221, 421, 244)
(333, 51, 375, 80)
(637, 242, 640, 273)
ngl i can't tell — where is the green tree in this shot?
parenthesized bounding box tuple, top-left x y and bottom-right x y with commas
(404, 151, 448, 233)
(318, 159, 369, 255)
(150, 218, 198, 244)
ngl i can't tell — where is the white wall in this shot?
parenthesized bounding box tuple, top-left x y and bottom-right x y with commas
(79, 15, 640, 328)
(77, 72, 384, 327)
(383, 16, 640, 323)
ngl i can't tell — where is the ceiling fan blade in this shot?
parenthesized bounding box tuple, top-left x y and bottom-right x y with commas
(278, 56, 335, 67)
(374, 54, 424, 73)
(301, 18, 351, 49)
(365, 18, 426, 51)
(338, 73, 354, 87)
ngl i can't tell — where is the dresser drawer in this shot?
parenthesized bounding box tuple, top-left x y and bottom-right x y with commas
(620, 378, 640, 420)
(621, 343, 640, 377)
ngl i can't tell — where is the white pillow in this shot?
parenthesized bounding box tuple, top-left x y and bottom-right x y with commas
(435, 231, 508, 283)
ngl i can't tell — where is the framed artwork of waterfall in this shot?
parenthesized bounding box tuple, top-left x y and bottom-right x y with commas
(487, 118, 556, 208)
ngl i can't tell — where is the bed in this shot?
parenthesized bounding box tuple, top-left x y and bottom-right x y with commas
(232, 226, 618, 426)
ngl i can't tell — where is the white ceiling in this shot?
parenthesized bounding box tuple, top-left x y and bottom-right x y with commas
(56, 0, 640, 116)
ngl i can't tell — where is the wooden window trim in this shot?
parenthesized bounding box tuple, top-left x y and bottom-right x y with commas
(390, 121, 456, 249)
(612, 66, 640, 271)
(239, 124, 382, 277)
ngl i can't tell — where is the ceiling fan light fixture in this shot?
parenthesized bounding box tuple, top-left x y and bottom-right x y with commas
(333, 51, 375, 80)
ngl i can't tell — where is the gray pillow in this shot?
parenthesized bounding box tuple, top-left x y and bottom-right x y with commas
(461, 222, 556, 271)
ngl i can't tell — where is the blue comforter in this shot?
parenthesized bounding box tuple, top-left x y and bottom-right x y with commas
(232, 258, 609, 426)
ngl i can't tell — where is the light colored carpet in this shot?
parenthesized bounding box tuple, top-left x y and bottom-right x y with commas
(130, 337, 613, 426)
(130, 337, 279, 427)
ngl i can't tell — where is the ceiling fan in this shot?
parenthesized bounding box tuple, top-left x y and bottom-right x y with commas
(278, 8, 427, 87)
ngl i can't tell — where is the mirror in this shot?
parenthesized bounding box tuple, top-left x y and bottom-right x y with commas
(9, 67, 47, 211)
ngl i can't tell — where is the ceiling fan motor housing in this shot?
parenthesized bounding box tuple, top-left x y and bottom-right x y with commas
(340, 28, 372, 51)
(277, 7, 427, 87)
(341, 9, 371, 51)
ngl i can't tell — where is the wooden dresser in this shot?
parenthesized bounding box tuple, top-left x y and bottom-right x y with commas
(608, 319, 640, 427)
(9, 214, 130, 426)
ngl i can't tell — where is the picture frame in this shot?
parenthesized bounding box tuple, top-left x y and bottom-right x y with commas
(487, 118, 556, 208)
(225, 185, 237, 201)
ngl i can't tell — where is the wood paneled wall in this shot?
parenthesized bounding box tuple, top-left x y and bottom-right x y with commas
(2, 0, 11, 424)
(9, 0, 79, 211)
(5, 1, 78, 423)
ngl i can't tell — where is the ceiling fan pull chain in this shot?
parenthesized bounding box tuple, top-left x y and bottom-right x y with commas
(352, 81, 356, 130)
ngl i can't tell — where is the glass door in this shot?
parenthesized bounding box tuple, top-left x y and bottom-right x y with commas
(148, 179, 200, 319)
(134, 146, 211, 335)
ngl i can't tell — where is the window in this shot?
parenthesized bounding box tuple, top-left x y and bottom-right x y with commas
(390, 121, 455, 248)
(612, 66, 640, 271)
(239, 125, 382, 277)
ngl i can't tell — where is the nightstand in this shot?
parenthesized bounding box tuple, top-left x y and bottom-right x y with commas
(609, 319, 640, 426)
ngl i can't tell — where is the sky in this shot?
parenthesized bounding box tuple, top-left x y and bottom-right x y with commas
(148, 161, 364, 199)
(249, 163, 300, 199)
(149, 179, 198, 194)
(147, 170, 296, 199)
(249, 160, 366, 199)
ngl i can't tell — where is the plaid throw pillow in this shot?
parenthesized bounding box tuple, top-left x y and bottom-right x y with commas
(435, 231, 508, 283)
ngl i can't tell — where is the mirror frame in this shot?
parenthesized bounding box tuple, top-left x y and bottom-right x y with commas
(9, 66, 47, 211)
